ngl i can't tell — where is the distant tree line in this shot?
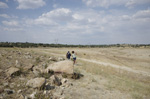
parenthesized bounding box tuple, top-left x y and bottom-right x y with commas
(0, 42, 150, 48)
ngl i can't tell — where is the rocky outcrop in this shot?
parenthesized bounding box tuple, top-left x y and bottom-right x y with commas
(26, 77, 46, 90)
(46, 60, 73, 74)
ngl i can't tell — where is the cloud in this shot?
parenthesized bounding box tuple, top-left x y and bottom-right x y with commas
(16, 0, 45, 9)
(126, 0, 150, 8)
(82, 0, 127, 8)
(72, 14, 84, 20)
(0, 1, 8, 8)
(2, 20, 19, 26)
(133, 9, 150, 19)
(0, 14, 10, 18)
(3, 27, 23, 31)
(82, 0, 150, 8)
(27, 8, 72, 25)
(21, 8, 150, 44)
(41, 8, 72, 21)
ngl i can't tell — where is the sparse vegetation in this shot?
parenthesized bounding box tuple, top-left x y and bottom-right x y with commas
(79, 60, 150, 99)
(0, 47, 149, 99)
(0, 42, 150, 48)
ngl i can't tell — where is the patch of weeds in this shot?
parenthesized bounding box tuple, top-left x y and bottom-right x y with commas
(72, 72, 84, 79)
(11, 71, 21, 77)
(44, 54, 47, 58)
(47, 60, 51, 63)
(48, 69, 54, 74)
(62, 73, 68, 78)
(39, 70, 54, 79)
(74, 68, 81, 74)
(39, 73, 51, 79)
(45, 64, 48, 69)
(35, 57, 41, 65)
(35, 93, 51, 99)
(132, 92, 143, 99)
(91, 78, 97, 83)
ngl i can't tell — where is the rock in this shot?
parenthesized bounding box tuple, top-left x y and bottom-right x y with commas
(4, 89, 14, 94)
(46, 60, 73, 74)
(6, 67, 21, 77)
(25, 52, 30, 55)
(43, 90, 47, 94)
(42, 63, 48, 69)
(18, 94, 24, 99)
(58, 57, 65, 61)
(16, 60, 19, 66)
(29, 92, 36, 99)
(49, 56, 57, 61)
(61, 78, 68, 84)
(7, 56, 12, 59)
(3, 83, 9, 87)
(32, 66, 43, 76)
(17, 90, 22, 94)
(10, 83, 15, 88)
(24, 64, 34, 71)
(26, 77, 46, 90)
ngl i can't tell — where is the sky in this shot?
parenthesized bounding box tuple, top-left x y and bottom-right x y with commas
(0, 0, 150, 45)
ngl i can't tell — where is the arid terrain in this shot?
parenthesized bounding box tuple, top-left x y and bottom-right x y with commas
(0, 47, 150, 99)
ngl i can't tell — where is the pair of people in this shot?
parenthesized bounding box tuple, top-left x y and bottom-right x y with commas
(66, 51, 76, 65)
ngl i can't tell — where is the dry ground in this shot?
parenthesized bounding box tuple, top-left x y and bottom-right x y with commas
(0, 47, 150, 99)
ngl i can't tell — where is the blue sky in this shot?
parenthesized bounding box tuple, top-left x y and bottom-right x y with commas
(0, 0, 150, 44)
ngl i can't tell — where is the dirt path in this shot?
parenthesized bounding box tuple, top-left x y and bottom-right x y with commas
(35, 50, 150, 77)
(78, 58, 150, 77)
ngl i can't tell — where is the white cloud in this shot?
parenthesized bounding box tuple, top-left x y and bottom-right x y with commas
(72, 14, 84, 20)
(126, 0, 150, 8)
(3, 27, 23, 31)
(41, 8, 72, 19)
(82, 0, 127, 8)
(22, 7, 150, 44)
(2, 20, 19, 26)
(133, 9, 150, 19)
(27, 8, 72, 25)
(0, 1, 8, 8)
(16, 0, 45, 9)
(0, 14, 10, 18)
(82, 0, 150, 8)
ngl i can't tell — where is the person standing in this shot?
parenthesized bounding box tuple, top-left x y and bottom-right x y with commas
(72, 51, 76, 65)
(66, 51, 71, 60)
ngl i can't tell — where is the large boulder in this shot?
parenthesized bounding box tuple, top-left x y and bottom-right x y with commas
(26, 77, 46, 89)
(6, 67, 21, 77)
(46, 60, 73, 74)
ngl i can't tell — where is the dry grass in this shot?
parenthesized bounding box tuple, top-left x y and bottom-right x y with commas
(79, 60, 150, 99)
